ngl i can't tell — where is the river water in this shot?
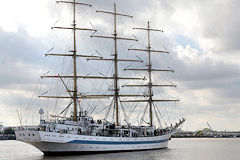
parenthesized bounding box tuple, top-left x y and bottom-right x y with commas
(1, 138, 240, 160)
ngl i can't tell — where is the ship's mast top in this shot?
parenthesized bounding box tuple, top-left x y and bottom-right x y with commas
(40, 0, 98, 122)
(123, 21, 179, 127)
(90, 3, 140, 126)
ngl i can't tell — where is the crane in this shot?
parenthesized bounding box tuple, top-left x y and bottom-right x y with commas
(206, 122, 213, 131)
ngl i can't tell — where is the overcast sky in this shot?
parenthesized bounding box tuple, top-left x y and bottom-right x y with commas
(0, 0, 240, 131)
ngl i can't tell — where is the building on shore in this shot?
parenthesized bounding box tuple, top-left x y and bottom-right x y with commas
(172, 128, 240, 138)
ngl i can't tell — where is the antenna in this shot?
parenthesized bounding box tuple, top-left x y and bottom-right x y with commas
(39, 108, 44, 120)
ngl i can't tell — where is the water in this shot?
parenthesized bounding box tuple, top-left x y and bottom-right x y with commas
(1, 138, 240, 160)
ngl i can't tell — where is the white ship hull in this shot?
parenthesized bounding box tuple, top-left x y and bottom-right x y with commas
(15, 130, 171, 155)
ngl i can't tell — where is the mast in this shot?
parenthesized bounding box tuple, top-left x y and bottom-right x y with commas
(90, 3, 139, 126)
(147, 21, 153, 126)
(122, 21, 179, 127)
(73, 0, 77, 121)
(113, 3, 119, 125)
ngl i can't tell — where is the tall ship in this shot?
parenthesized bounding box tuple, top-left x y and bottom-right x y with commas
(15, 0, 185, 155)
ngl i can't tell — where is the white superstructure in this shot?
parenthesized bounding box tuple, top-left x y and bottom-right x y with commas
(16, 114, 172, 155)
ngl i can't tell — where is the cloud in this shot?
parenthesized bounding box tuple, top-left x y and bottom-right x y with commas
(165, 0, 240, 54)
(0, 28, 45, 88)
(0, 27, 47, 126)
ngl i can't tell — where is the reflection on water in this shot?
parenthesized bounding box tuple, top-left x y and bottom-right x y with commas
(42, 149, 171, 160)
(1, 138, 240, 160)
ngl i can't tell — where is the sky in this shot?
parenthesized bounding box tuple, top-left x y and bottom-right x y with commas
(0, 0, 240, 131)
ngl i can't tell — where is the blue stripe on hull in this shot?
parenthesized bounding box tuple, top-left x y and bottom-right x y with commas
(68, 139, 168, 145)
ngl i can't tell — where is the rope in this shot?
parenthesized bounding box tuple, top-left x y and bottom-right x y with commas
(119, 98, 128, 124)
(153, 103, 163, 128)
(140, 103, 148, 126)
